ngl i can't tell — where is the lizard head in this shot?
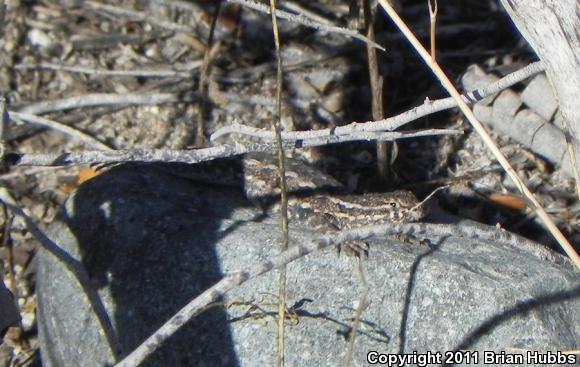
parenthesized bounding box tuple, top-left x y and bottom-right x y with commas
(334, 190, 426, 225)
(376, 190, 426, 222)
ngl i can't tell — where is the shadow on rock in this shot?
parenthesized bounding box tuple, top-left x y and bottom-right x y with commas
(38, 163, 248, 366)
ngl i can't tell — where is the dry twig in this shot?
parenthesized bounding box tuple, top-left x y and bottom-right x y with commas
(10, 112, 112, 151)
(4, 129, 460, 168)
(15, 61, 202, 78)
(226, 0, 384, 50)
(211, 61, 544, 142)
(85, 1, 194, 33)
(17, 92, 183, 115)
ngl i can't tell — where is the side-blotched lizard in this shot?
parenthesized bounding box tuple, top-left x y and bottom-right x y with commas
(243, 153, 425, 254)
(155, 151, 425, 254)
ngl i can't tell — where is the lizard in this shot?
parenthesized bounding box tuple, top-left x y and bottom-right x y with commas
(242, 152, 426, 255)
(108, 153, 427, 366)
(152, 151, 426, 255)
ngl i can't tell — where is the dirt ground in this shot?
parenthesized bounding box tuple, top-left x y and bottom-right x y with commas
(0, 0, 577, 365)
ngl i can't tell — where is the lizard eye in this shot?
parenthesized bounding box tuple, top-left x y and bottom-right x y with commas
(389, 202, 398, 208)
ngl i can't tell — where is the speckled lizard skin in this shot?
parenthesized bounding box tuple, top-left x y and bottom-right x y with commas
(242, 152, 425, 254)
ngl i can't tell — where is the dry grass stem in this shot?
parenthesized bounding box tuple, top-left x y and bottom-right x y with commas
(196, 2, 222, 147)
(341, 257, 369, 367)
(428, 0, 437, 59)
(267, 0, 290, 365)
(363, 0, 389, 181)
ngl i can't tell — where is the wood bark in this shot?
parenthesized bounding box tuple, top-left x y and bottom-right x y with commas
(500, 0, 580, 142)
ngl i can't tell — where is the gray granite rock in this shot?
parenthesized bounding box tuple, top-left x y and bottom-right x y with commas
(0, 282, 19, 338)
(37, 164, 580, 366)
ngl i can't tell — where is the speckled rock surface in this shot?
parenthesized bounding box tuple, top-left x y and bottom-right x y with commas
(37, 165, 580, 366)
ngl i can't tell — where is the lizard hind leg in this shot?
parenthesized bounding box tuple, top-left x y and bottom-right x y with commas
(305, 212, 370, 258)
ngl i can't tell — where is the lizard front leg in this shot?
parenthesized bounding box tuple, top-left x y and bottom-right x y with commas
(307, 212, 370, 258)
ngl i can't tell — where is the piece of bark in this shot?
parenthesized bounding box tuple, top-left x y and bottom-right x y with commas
(500, 0, 580, 144)
(462, 66, 574, 176)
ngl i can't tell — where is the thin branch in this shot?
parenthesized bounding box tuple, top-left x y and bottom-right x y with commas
(4, 144, 282, 167)
(211, 61, 544, 141)
(226, 0, 384, 50)
(4, 129, 461, 168)
(114, 220, 556, 367)
(300, 128, 461, 146)
(280, 1, 334, 25)
(158, 0, 383, 50)
(17, 92, 182, 115)
(15, 61, 202, 78)
(85, 1, 194, 33)
(461, 62, 544, 103)
(9, 112, 113, 151)
(377, 0, 580, 270)
(214, 122, 460, 142)
(0, 96, 6, 159)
